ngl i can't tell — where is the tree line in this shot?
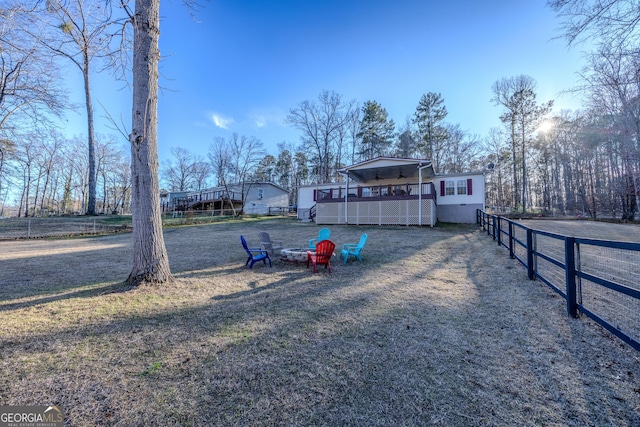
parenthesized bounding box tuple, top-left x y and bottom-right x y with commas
(2, 1, 640, 223)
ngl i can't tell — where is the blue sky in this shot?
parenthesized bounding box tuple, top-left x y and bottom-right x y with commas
(63, 0, 587, 163)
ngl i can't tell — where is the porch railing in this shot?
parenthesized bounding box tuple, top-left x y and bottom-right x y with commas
(316, 182, 436, 202)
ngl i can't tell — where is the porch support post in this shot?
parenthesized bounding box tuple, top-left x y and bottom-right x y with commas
(418, 167, 423, 226)
(344, 172, 349, 224)
(417, 162, 432, 226)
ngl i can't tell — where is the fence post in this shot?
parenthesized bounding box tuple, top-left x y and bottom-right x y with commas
(496, 217, 502, 246)
(492, 216, 497, 240)
(508, 221, 514, 259)
(565, 236, 579, 318)
(526, 229, 535, 280)
(486, 214, 491, 236)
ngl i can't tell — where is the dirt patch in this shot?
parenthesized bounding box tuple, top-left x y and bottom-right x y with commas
(0, 218, 638, 426)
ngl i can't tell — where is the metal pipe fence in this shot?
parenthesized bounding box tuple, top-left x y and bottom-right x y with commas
(477, 209, 640, 352)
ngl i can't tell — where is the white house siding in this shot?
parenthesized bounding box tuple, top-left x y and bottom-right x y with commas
(433, 173, 485, 223)
(243, 183, 289, 215)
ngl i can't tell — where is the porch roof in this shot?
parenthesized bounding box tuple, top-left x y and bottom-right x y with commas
(338, 157, 435, 183)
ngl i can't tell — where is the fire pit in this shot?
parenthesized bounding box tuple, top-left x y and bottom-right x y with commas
(280, 248, 311, 263)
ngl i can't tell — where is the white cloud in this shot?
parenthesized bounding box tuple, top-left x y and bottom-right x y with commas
(211, 113, 235, 129)
(249, 107, 286, 129)
(254, 116, 266, 128)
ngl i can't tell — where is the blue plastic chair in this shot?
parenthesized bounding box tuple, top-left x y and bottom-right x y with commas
(340, 233, 367, 264)
(309, 228, 331, 249)
(241, 235, 272, 269)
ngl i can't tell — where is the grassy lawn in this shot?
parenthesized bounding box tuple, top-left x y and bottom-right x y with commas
(0, 217, 638, 426)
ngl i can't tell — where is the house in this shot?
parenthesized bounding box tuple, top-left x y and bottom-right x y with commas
(297, 157, 485, 225)
(434, 171, 485, 223)
(161, 182, 289, 215)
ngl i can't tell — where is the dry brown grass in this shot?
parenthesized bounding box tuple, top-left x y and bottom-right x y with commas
(0, 217, 638, 426)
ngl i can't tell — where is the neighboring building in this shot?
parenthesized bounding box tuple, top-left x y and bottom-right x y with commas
(297, 157, 485, 225)
(242, 182, 290, 215)
(161, 182, 289, 215)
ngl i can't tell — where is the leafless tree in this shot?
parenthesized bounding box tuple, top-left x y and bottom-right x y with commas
(0, 5, 66, 205)
(548, 0, 640, 50)
(492, 75, 553, 213)
(439, 124, 481, 174)
(0, 6, 66, 128)
(207, 133, 265, 215)
(162, 147, 196, 191)
(21, 0, 126, 216)
(482, 127, 511, 211)
(286, 90, 356, 183)
(191, 157, 210, 191)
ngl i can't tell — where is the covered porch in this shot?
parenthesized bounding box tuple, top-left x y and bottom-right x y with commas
(314, 157, 438, 226)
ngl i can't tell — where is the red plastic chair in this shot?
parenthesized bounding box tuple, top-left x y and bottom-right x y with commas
(307, 239, 336, 273)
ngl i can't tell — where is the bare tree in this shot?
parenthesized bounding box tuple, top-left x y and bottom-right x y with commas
(103, 146, 131, 214)
(24, 0, 125, 216)
(286, 90, 355, 183)
(125, 0, 172, 286)
(346, 105, 361, 164)
(208, 133, 265, 215)
(0, 5, 66, 207)
(162, 146, 196, 191)
(492, 75, 553, 213)
(191, 157, 210, 191)
(483, 127, 511, 211)
(0, 6, 66, 129)
(548, 0, 640, 218)
(548, 0, 640, 49)
(439, 124, 481, 174)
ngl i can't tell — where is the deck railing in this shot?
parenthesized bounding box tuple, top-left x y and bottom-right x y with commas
(316, 182, 435, 202)
(169, 190, 242, 211)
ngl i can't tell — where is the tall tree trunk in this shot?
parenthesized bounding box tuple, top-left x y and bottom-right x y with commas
(127, 0, 173, 286)
(84, 49, 97, 216)
(510, 121, 519, 211)
(521, 127, 527, 213)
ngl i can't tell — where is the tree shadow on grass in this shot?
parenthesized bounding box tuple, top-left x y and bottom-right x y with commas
(0, 281, 135, 312)
(3, 227, 640, 426)
(211, 271, 303, 301)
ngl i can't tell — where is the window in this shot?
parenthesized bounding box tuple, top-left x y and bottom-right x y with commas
(258, 188, 264, 199)
(457, 180, 467, 195)
(445, 180, 455, 196)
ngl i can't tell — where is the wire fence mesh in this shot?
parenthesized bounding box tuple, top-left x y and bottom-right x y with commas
(478, 211, 640, 351)
(577, 241, 640, 345)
